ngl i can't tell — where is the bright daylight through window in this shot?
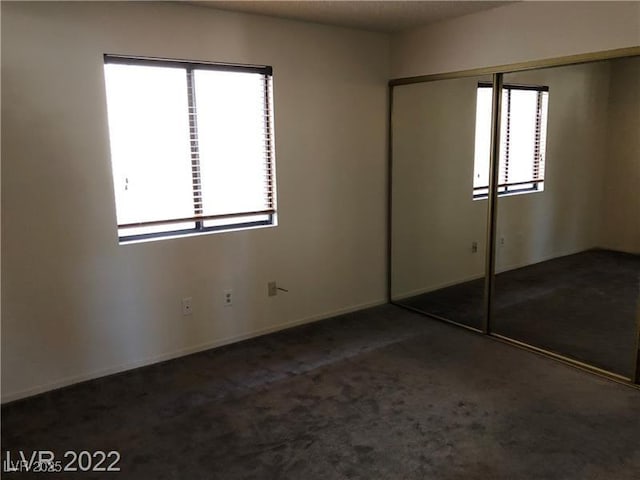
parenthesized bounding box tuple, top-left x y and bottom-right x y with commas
(103, 55, 276, 242)
(473, 83, 549, 198)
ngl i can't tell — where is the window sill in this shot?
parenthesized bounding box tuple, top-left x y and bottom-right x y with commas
(118, 221, 277, 245)
(473, 187, 544, 201)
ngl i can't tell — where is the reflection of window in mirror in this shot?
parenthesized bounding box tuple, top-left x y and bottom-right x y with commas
(473, 83, 549, 199)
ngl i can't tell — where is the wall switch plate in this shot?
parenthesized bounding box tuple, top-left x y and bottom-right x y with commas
(182, 297, 193, 316)
(224, 289, 233, 307)
(268, 281, 277, 297)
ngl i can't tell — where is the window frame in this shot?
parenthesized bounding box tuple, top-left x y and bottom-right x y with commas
(473, 82, 549, 200)
(103, 54, 276, 243)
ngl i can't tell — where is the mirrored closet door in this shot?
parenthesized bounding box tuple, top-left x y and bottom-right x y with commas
(390, 75, 492, 331)
(389, 52, 640, 384)
(492, 57, 640, 378)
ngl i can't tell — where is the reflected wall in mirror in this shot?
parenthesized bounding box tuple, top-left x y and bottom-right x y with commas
(492, 56, 640, 377)
(391, 75, 491, 330)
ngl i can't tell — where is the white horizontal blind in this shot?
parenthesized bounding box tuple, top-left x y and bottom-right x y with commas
(534, 92, 549, 188)
(473, 87, 493, 196)
(104, 64, 195, 237)
(103, 56, 276, 241)
(193, 70, 274, 225)
(473, 84, 548, 198)
(504, 89, 532, 187)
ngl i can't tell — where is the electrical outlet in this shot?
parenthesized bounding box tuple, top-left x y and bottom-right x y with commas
(268, 281, 277, 297)
(500, 236, 506, 247)
(471, 241, 478, 253)
(224, 289, 233, 307)
(182, 297, 193, 316)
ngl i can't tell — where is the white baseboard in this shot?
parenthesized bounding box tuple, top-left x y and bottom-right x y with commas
(494, 246, 599, 274)
(1, 298, 386, 404)
(393, 273, 485, 301)
(393, 246, 605, 301)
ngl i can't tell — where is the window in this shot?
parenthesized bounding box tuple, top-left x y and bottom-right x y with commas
(473, 83, 549, 198)
(103, 55, 276, 242)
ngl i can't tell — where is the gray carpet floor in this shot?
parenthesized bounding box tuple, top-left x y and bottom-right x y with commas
(400, 249, 640, 377)
(2, 304, 640, 479)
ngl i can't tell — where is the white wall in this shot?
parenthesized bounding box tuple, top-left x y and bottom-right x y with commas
(600, 56, 640, 254)
(391, 1, 640, 79)
(497, 63, 611, 269)
(1, 2, 389, 402)
(391, 76, 490, 298)
(391, 62, 612, 299)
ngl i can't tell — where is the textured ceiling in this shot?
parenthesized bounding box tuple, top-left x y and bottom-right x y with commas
(193, 1, 511, 33)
